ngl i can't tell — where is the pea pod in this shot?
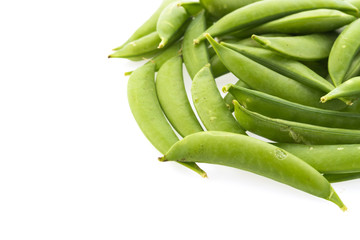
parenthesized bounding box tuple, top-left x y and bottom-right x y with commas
(274, 143, 360, 174)
(233, 100, 360, 145)
(191, 65, 245, 134)
(183, 11, 209, 79)
(325, 173, 360, 183)
(252, 33, 338, 61)
(329, 18, 360, 86)
(156, 56, 203, 137)
(345, 0, 360, 11)
(230, 9, 356, 38)
(206, 34, 346, 110)
(344, 52, 360, 80)
(321, 77, 360, 103)
(160, 131, 346, 210)
(127, 62, 206, 177)
(151, 40, 182, 71)
(195, 0, 358, 42)
(157, 1, 190, 48)
(178, 1, 203, 16)
(210, 54, 228, 78)
(225, 84, 360, 129)
(223, 81, 251, 112)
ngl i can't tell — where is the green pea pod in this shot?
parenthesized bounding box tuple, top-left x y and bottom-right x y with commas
(156, 56, 203, 137)
(183, 11, 210, 79)
(195, 0, 358, 42)
(191, 65, 245, 134)
(113, 0, 177, 51)
(230, 9, 356, 38)
(206, 34, 346, 110)
(321, 77, 360, 103)
(127, 62, 206, 177)
(233, 100, 360, 145)
(346, 0, 360, 11)
(178, 1, 203, 16)
(210, 54, 228, 78)
(200, 0, 262, 18)
(329, 19, 360, 86)
(223, 80, 251, 112)
(221, 43, 335, 93)
(325, 172, 360, 183)
(151, 40, 182, 71)
(160, 131, 346, 210)
(344, 51, 360, 80)
(157, 2, 190, 48)
(252, 33, 338, 61)
(225, 84, 360, 129)
(274, 143, 360, 174)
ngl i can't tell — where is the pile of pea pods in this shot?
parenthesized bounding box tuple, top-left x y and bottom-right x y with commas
(109, 0, 360, 210)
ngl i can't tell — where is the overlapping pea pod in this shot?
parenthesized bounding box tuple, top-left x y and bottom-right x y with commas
(344, 51, 360, 80)
(156, 55, 203, 137)
(159, 131, 346, 210)
(206, 34, 346, 110)
(229, 9, 356, 38)
(321, 76, 360, 103)
(194, 0, 358, 43)
(346, 0, 360, 11)
(251, 33, 338, 61)
(224, 84, 360, 129)
(191, 65, 245, 134)
(324, 172, 360, 183)
(329, 18, 360, 86)
(233, 100, 360, 145)
(127, 62, 206, 177)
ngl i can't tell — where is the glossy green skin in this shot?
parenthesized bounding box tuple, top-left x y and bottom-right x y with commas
(160, 131, 345, 209)
(223, 81, 251, 112)
(195, 0, 358, 42)
(191, 65, 245, 134)
(179, 2, 203, 16)
(234, 101, 360, 145)
(230, 9, 356, 38)
(113, 0, 177, 51)
(344, 51, 360, 80)
(325, 172, 360, 183)
(156, 56, 203, 137)
(183, 11, 209, 79)
(127, 62, 206, 177)
(346, 0, 360, 10)
(200, 0, 262, 18)
(322, 77, 360, 102)
(275, 143, 360, 174)
(329, 18, 360, 86)
(206, 34, 346, 110)
(222, 43, 334, 92)
(252, 33, 338, 61)
(157, 2, 189, 48)
(226, 84, 360, 129)
(151, 40, 182, 71)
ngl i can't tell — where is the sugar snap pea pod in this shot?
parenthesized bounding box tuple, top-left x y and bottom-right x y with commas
(127, 62, 206, 177)
(206, 34, 346, 110)
(225, 84, 360, 129)
(183, 11, 210, 79)
(194, 0, 358, 42)
(329, 19, 360, 86)
(210, 54, 228, 78)
(274, 143, 360, 174)
(178, 1, 203, 16)
(252, 33, 338, 61)
(221, 43, 335, 93)
(344, 52, 360, 80)
(157, 2, 190, 48)
(151, 40, 182, 71)
(234, 101, 360, 145)
(191, 65, 245, 134)
(230, 9, 356, 38)
(345, 0, 360, 11)
(321, 77, 360, 103)
(324, 172, 360, 183)
(223, 81, 251, 112)
(159, 131, 346, 210)
(113, 0, 177, 51)
(156, 56, 203, 137)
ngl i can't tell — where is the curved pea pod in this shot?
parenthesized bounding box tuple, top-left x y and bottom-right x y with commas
(195, 0, 358, 42)
(127, 62, 206, 177)
(234, 100, 360, 145)
(210, 54, 228, 78)
(325, 172, 360, 183)
(113, 0, 177, 51)
(156, 56, 203, 137)
(160, 131, 346, 210)
(274, 143, 360, 174)
(199, 0, 261, 19)
(321, 77, 360, 103)
(191, 65, 245, 134)
(344, 51, 360, 80)
(183, 11, 210, 79)
(346, 0, 360, 11)
(230, 9, 356, 38)
(252, 33, 338, 61)
(178, 1, 203, 16)
(221, 43, 335, 93)
(157, 2, 190, 48)
(225, 84, 360, 130)
(329, 18, 360, 86)
(223, 81, 251, 112)
(206, 34, 346, 111)
(151, 40, 182, 71)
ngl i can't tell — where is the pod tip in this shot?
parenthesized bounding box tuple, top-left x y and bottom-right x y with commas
(158, 156, 167, 162)
(341, 205, 348, 212)
(124, 71, 133, 76)
(320, 96, 328, 103)
(193, 38, 200, 45)
(201, 172, 208, 178)
(158, 38, 166, 49)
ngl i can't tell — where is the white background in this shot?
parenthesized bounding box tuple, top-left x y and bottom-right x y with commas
(1, 0, 359, 239)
